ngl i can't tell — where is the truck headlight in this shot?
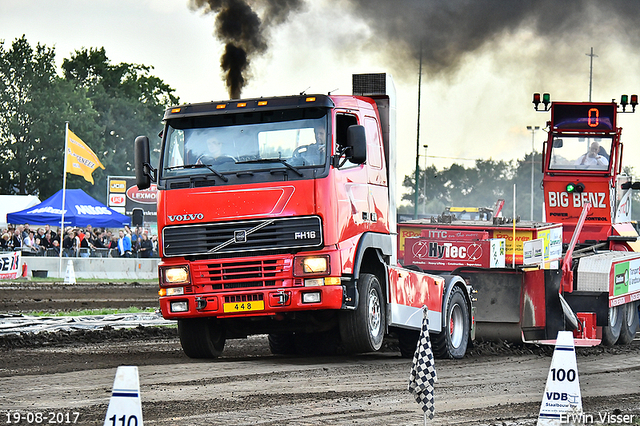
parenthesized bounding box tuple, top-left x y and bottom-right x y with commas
(294, 255, 330, 276)
(163, 266, 190, 284)
(170, 301, 189, 312)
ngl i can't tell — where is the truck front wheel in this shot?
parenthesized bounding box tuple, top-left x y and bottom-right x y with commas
(340, 273, 385, 353)
(178, 318, 226, 358)
(617, 302, 639, 345)
(432, 286, 470, 359)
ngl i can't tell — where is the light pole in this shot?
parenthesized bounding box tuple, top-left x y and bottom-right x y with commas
(526, 125, 539, 221)
(422, 145, 428, 214)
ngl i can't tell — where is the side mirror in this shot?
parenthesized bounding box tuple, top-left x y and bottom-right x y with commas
(135, 136, 151, 190)
(553, 139, 563, 148)
(347, 125, 367, 164)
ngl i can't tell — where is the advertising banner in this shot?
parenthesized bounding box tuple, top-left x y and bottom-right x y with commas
(0, 251, 21, 280)
(611, 258, 640, 306)
(107, 176, 157, 221)
(404, 237, 505, 270)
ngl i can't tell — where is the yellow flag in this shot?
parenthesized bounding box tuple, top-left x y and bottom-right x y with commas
(65, 130, 104, 184)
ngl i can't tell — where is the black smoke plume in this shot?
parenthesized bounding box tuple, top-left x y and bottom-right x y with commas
(342, 0, 640, 79)
(190, 0, 302, 99)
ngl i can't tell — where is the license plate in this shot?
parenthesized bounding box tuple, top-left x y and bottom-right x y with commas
(223, 300, 265, 313)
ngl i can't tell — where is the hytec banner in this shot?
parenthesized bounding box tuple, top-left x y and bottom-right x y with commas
(0, 251, 21, 280)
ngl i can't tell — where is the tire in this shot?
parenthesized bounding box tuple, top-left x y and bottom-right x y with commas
(268, 333, 296, 355)
(601, 305, 622, 346)
(397, 328, 420, 358)
(432, 286, 470, 359)
(294, 330, 339, 356)
(617, 302, 639, 345)
(339, 273, 385, 353)
(178, 318, 226, 358)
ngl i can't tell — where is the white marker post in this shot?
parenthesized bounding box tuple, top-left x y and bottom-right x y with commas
(104, 366, 144, 426)
(537, 331, 582, 426)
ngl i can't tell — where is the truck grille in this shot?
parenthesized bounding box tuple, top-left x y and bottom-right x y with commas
(163, 216, 322, 257)
(192, 258, 286, 289)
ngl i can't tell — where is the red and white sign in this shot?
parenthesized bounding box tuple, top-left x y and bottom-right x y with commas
(0, 251, 22, 280)
(109, 194, 126, 207)
(126, 184, 158, 205)
(404, 237, 505, 270)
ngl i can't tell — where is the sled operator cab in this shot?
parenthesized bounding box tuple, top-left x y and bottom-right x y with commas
(538, 95, 640, 247)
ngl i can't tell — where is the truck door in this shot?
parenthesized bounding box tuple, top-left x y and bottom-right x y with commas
(364, 115, 388, 234)
(335, 112, 370, 238)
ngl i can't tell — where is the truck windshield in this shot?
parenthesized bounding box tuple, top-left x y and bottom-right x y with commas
(548, 135, 612, 171)
(160, 108, 329, 179)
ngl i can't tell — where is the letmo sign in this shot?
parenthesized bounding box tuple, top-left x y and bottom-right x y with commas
(126, 185, 157, 204)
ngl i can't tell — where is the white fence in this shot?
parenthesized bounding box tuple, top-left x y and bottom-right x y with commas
(21, 257, 160, 280)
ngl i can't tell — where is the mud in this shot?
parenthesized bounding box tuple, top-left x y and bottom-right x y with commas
(1, 281, 639, 425)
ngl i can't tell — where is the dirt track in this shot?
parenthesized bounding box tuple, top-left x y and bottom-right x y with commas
(1, 281, 640, 425)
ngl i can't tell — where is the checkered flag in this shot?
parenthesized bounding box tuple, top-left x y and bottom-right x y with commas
(408, 306, 437, 420)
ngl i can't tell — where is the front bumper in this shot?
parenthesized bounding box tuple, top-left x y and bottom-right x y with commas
(160, 285, 345, 320)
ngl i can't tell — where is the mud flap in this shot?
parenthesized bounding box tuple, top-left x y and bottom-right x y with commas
(455, 267, 523, 342)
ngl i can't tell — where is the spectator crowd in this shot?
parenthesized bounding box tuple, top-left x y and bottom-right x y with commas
(0, 223, 158, 258)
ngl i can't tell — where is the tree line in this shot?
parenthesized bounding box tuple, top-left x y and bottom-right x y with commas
(2, 36, 637, 221)
(400, 154, 545, 220)
(0, 35, 177, 202)
(400, 155, 640, 221)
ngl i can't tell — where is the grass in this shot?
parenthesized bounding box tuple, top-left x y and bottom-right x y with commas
(23, 277, 159, 284)
(26, 307, 157, 317)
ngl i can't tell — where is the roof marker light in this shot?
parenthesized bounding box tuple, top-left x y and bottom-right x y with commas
(258, 101, 268, 106)
(216, 104, 226, 109)
(533, 93, 541, 110)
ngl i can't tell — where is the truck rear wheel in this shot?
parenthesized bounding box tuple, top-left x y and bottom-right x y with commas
(268, 333, 296, 355)
(339, 273, 385, 353)
(432, 286, 469, 359)
(397, 328, 420, 358)
(178, 318, 226, 358)
(601, 305, 622, 346)
(617, 302, 639, 345)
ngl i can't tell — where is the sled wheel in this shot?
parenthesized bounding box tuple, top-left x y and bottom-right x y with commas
(616, 302, 639, 345)
(178, 318, 226, 358)
(339, 273, 385, 353)
(601, 305, 622, 346)
(432, 286, 470, 359)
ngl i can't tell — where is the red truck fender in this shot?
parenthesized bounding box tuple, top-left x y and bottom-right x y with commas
(343, 232, 395, 310)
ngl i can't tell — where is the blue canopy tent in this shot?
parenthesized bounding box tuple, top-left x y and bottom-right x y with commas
(7, 189, 131, 228)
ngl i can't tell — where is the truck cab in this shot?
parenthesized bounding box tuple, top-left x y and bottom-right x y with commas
(135, 74, 472, 359)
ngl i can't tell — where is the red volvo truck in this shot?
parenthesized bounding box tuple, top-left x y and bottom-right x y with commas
(135, 73, 474, 359)
(399, 94, 640, 346)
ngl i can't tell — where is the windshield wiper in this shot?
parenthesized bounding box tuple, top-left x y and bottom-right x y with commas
(164, 163, 229, 182)
(236, 158, 303, 177)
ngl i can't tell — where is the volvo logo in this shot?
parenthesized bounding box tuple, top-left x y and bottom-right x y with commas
(234, 230, 247, 243)
(168, 213, 204, 222)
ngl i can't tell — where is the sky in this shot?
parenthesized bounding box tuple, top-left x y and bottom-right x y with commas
(3, 0, 640, 206)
